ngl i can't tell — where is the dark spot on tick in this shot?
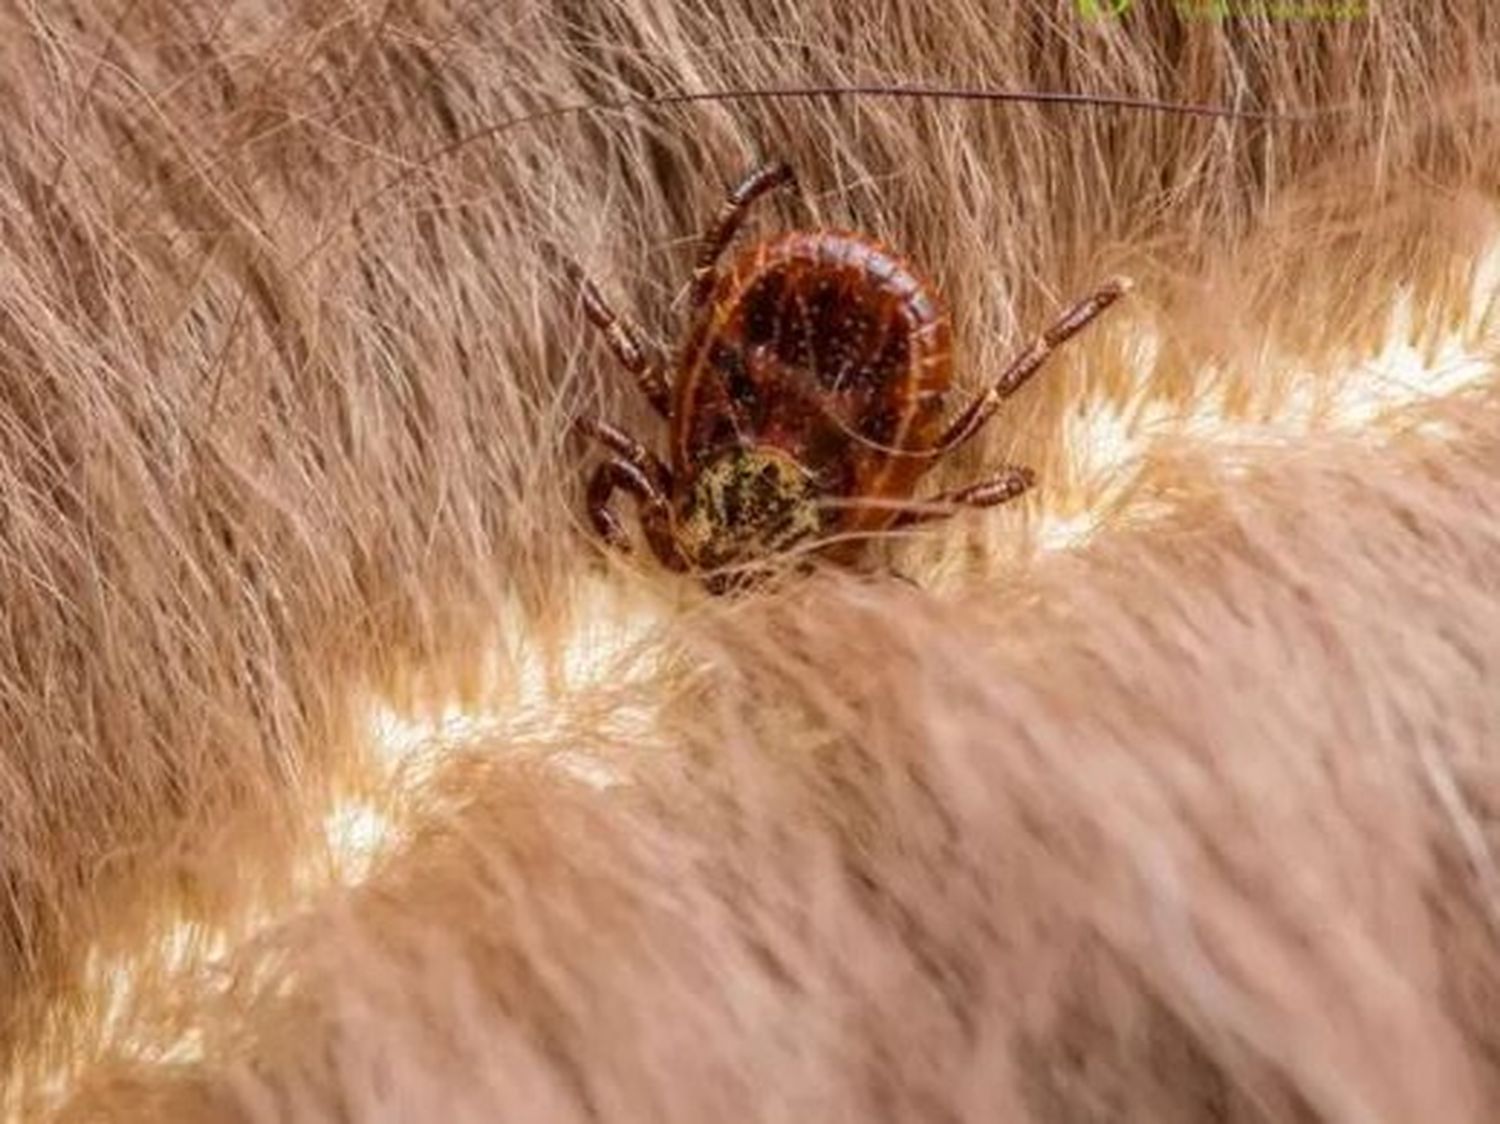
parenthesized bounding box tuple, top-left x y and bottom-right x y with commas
(742, 272, 785, 345)
(709, 414, 737, 446)
(711, 341, 756, 406)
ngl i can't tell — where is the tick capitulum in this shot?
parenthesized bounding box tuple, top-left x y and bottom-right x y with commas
(567, 159, 1129, 592)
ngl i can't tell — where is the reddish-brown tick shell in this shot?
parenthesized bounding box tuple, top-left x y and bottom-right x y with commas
(672, 230, 954, 557)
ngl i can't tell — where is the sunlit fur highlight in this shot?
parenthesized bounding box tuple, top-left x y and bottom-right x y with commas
(0, 1, 1497, 1121)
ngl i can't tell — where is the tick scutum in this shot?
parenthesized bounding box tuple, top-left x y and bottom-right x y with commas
(674, 445, 822, 573)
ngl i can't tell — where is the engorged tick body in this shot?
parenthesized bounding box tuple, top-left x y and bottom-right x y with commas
(569, 161, 1129, 591)
(673, 228, 954, 571)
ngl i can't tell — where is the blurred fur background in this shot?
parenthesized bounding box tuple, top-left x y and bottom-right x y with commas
(1, 1, 1498, 1120)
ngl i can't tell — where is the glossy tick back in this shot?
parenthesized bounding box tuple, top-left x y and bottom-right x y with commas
(568, 160, 1129, 592)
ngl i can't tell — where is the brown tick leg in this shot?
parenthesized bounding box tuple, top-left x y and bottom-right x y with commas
(574, 416, 671, 490)
(933, 277, 1132, 454)
(688, 161, 797, 314)
(563, 260, 671, 417)
(893, 465, 1036, 528)
(585, 457, 688, 571)
(585, 458, 636, 550)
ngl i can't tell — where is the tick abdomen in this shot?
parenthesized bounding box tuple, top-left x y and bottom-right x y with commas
(673, 230, 954, 520)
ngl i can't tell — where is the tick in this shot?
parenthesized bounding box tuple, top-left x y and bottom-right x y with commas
(569, 160, 1129, 592)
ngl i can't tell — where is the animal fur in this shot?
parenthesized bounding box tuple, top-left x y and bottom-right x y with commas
(0, 1, 1498, 1121)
